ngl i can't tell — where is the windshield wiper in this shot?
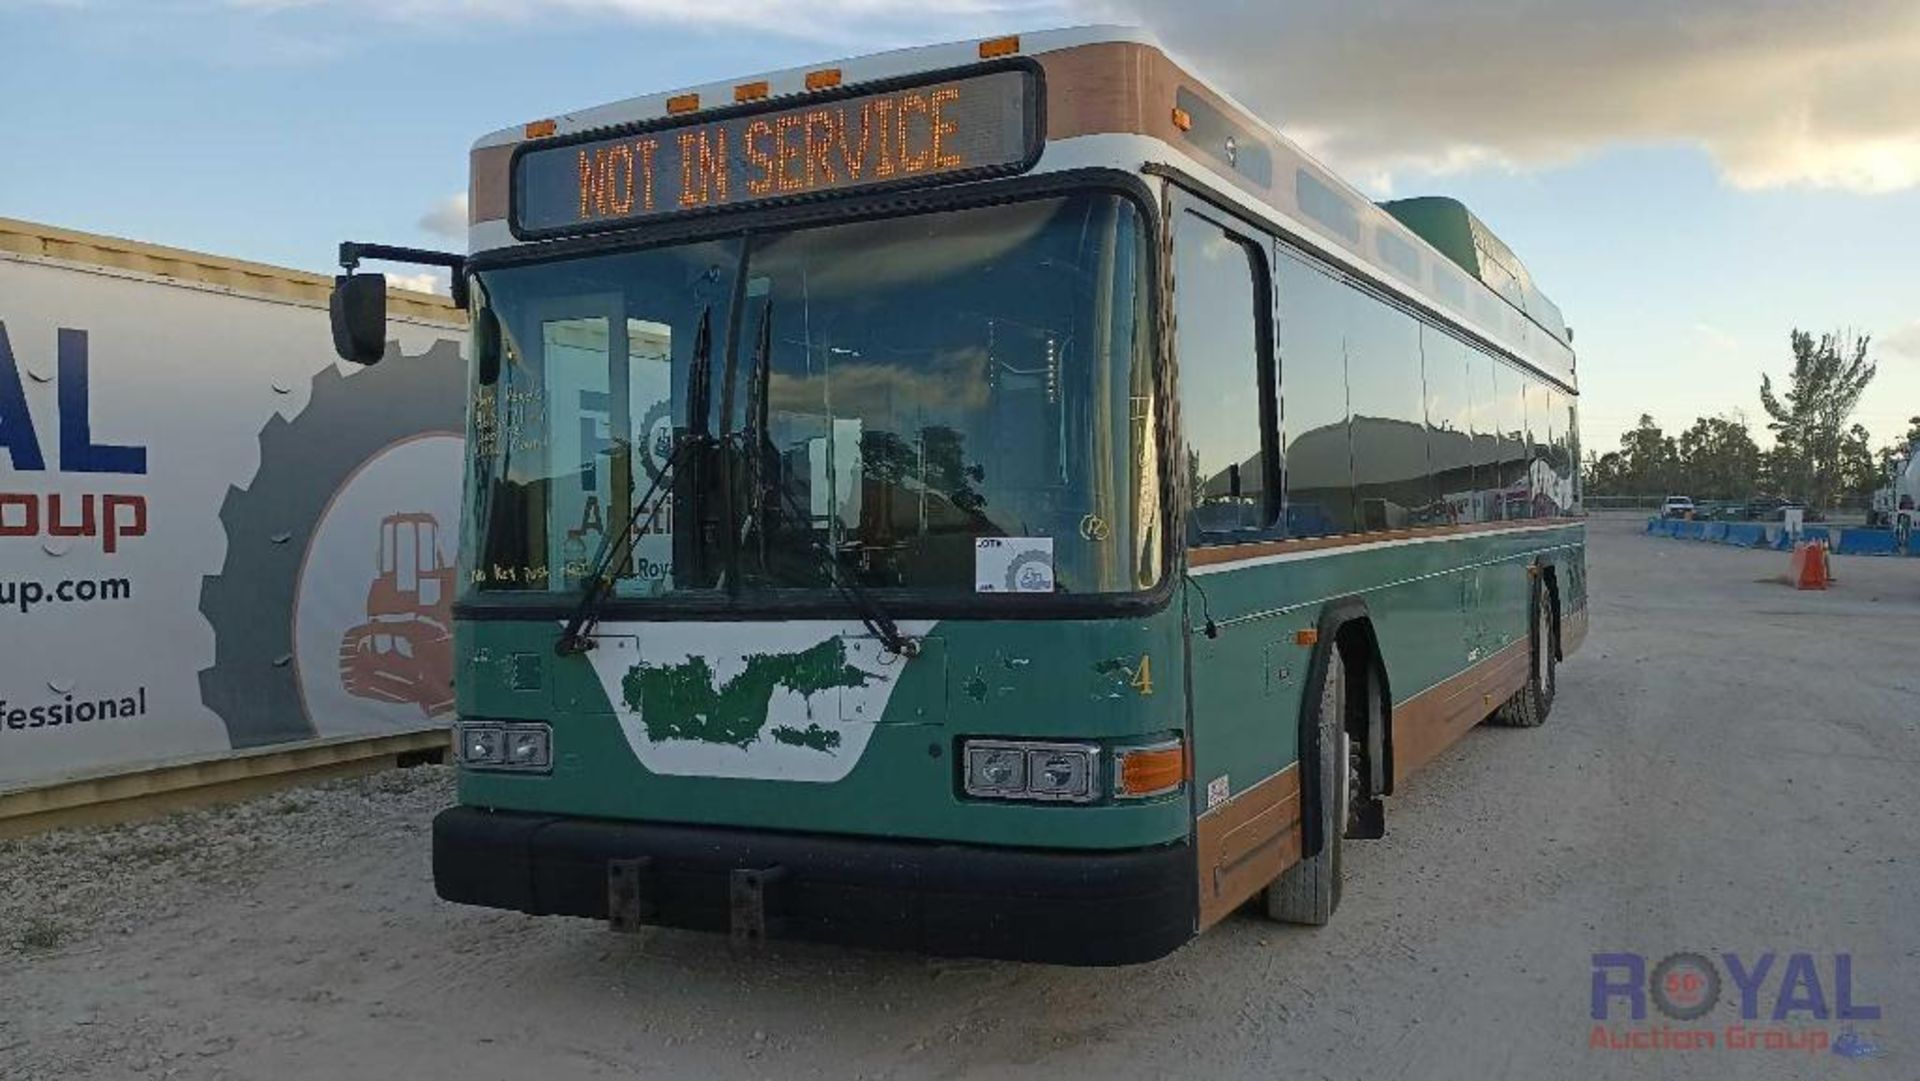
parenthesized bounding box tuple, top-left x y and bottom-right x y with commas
(739, 297, 774, 578)
(729, 299, 914, 657)
(767, 457, 921, 659)
(556, 306, 713, 656)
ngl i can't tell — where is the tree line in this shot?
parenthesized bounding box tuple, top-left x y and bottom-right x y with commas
(1585, 330, 1911, 506)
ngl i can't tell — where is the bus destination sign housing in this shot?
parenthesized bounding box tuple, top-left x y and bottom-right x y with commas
(511, 64, 1043, 239)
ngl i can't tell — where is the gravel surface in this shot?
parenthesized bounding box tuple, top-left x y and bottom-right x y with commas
(3, 514, 1914, 1080)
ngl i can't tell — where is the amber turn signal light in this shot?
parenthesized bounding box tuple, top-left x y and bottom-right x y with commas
(1115, 741, 1185, 799)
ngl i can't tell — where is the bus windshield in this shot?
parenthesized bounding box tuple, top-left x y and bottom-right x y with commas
(463, 190, 1162, 602)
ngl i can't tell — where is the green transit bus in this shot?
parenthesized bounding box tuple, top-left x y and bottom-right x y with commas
(331, 25, 1586, 965)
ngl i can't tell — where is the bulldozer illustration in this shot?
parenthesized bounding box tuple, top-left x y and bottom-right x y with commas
(338, 512, 455, 716)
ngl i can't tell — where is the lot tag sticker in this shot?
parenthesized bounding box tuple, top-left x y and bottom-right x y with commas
(974, 537, 1055, 593)
(1206, 774, 1230, 809)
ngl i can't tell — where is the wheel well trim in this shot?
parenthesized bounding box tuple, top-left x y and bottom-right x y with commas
(1531, 558, 1562, 659)
(1297, 597, 1390, 858)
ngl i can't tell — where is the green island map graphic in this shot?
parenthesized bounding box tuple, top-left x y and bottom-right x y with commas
(620, 638, 875, 753)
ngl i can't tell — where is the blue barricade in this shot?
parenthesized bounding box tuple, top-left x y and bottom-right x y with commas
(1724, 523, 1768, 547)
(1774, 529, 1835, 552)
(1646, 517, 1662, 533)
(1835, 527, 1898, 556)
(1702, 522, 1730, 543)
(1680, 520, 1707, 540)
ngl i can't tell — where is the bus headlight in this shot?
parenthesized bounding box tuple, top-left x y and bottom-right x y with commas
(456, 722, 551, 773)
(963, 740, 1098, 803)
(964, 743, 1028, 795)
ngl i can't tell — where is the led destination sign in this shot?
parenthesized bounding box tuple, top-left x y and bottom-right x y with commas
(513, 67, 1040, 237)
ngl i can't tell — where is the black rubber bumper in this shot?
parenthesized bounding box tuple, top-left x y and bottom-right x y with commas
(433, 806, 1196, 966)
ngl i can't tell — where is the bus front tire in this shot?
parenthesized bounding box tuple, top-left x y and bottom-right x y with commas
(1266, 649, 1350, 926)
(1491, 582, 1557, 728)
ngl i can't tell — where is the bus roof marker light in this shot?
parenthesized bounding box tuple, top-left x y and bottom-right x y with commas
(666, 93, 700, 115)
(1171, 106, 1193, 132)
(1294, 628, 1319, 647)
(979, 35, 1020, 59)
(805, 68, 842, 91)
(524, 119, 557, 138)
(735, 81, 770, 103)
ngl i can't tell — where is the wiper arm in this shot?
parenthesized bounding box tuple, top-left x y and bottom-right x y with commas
(556, 306, 713, 656)
(769, 473, 920, 659)
(555, 436, 689, 655)
(679, 306, 715, 586)
(731, 300, 913, 656)
(738, 297, 774, 576)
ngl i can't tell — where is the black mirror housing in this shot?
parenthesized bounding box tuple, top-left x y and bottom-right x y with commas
(475, 307, 502, 386)
(330, 272, 388, 364)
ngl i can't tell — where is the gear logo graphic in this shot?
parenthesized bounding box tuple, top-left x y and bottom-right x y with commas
(197, 340, 466, 748)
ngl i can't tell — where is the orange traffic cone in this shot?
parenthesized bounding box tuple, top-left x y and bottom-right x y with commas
(1790, 541, 1829, 590)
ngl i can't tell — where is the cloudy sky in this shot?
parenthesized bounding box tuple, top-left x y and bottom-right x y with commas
(3, 0, 1917, 453)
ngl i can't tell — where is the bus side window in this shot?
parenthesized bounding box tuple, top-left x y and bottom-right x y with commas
(1173, 211, 1276, 545)
(1343, 288, 1430, 532)
(1275, 249, 1355, 537)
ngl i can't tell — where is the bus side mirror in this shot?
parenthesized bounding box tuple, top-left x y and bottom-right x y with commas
(331, 272, 388, 364)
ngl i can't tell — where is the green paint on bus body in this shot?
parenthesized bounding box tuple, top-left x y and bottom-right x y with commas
(619, 637, 873, 749)
(771, 723, 843, 752)
(453, 523, 1584, 853)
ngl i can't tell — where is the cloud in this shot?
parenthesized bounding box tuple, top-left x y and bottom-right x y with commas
(1883, 321, 1920, 360)
(169, 0, 1920, 193)
(1690, 323, 1740, 352)
(218, 0, 1073, 42)
(418, 193, 468, 240)
(386, 269, 450, 295)
(1087, 0, 1920, 193)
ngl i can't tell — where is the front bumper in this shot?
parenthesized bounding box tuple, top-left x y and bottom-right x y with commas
(433, 806, 1195, 966)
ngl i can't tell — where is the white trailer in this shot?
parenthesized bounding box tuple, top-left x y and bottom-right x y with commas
(1868, 441, 1918, 540)
(0, 218, 466, 812)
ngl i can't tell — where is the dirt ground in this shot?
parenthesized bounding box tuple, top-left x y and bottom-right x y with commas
(3, 513, 1914, 1081)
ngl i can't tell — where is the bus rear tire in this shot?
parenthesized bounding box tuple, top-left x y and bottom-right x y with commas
(1266, 649, 1349, 926)
(1491, 582, 1556, 728)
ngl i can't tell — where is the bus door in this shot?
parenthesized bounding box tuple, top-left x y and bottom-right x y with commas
(1170, 201, 1291, 916)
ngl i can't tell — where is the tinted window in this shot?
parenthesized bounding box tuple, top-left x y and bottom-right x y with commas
(1275, 248, 1354, 536)
(1176, 88, 1274, 188)
(1467, 348, 1500, 523)
(1376, 230, 1423, 286)
(1566, 397, 1582, 511)
(1296, 170, 1361, 245)
(467, 194, 1162, 599)
(1523, 379, 1552, 518)
(1345, 291, 1431, 531)
(1492, 361, 1529, 519)
(1541, 385, 1576, 516)
(1175, 212, 1272, 544)
(1423, 326, 1475, 525)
